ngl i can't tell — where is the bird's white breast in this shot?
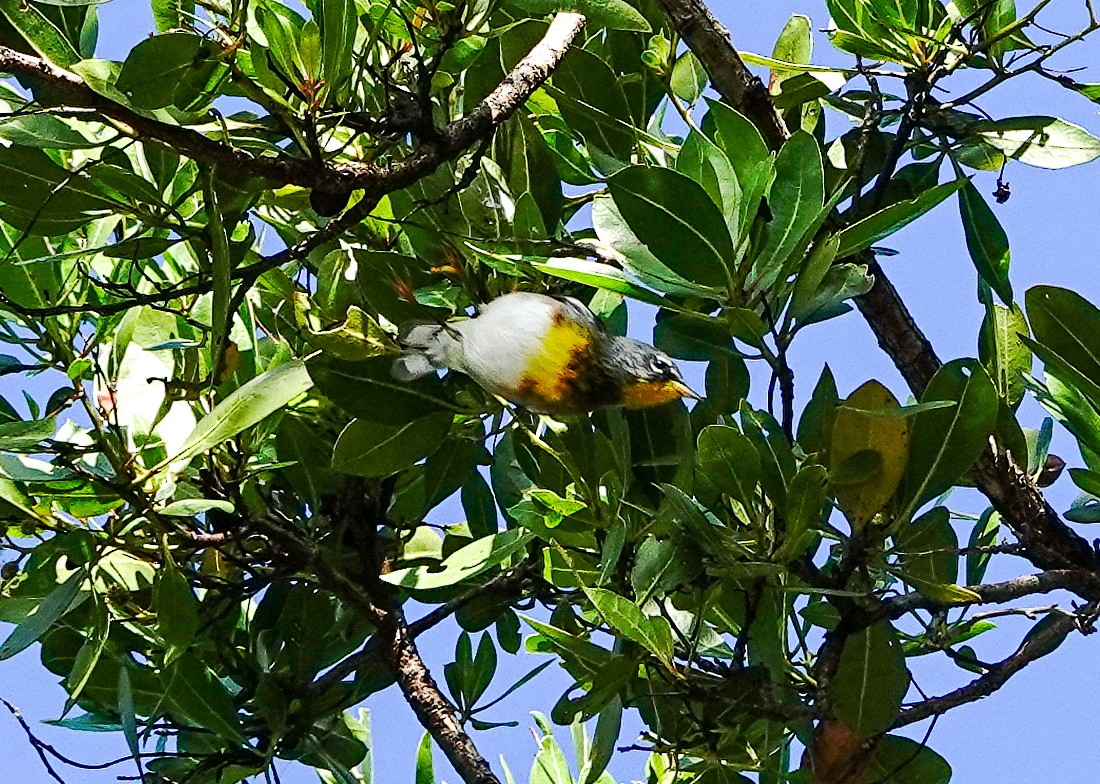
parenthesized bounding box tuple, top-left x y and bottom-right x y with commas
(453, 293, 560, 390)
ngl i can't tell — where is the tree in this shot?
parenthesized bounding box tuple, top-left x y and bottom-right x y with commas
(0, 0, 1099, 781)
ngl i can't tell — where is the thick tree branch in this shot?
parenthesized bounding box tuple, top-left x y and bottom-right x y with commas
(854, 253, 1099, 574)
(377, 605, 501, 784)
(651, 0, 787, 148)
(877, 570, 1100, 620)
(0, 12, 584, 195)
(894, 600, 1100, 727)
(653, 0, 1099, 576)
(248, 510, 504, 784)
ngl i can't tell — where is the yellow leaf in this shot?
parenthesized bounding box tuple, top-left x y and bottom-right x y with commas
(829, 380, 909, 528)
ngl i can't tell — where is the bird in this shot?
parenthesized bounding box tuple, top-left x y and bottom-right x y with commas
(391, 291, 700, 416)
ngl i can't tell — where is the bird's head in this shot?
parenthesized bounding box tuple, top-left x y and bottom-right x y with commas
(612, 339, 702, 409)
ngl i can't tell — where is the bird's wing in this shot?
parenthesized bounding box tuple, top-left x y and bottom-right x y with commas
(556, 295, 607, 338)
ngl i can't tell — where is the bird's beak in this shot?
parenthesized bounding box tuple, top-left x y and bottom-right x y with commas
(670, 380, 703, 400)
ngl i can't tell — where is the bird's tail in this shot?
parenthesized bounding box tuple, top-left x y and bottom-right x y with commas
(390, 321, 459, 381)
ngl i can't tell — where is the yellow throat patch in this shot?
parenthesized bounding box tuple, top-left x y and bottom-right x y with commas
(620, 378, 694, 409)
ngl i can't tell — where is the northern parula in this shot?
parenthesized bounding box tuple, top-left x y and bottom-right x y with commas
(391, 292, 700, 416)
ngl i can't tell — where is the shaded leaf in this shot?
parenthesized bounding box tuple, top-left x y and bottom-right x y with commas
(829, 380, 909, 528)
(959, 181, 1011, 304)
(831, 621, 907, 737)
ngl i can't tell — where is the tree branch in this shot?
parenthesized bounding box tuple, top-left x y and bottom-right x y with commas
(854, 255, 1099, 573)
(248, 509, 504, 784)
(652, 0, 1100, 576)
(877, 570, 1100, 620)
(651, 0, 787, 149)
(377, 604, 501, 784)
(894, 600, 1100, 727)
(0, 12, 584, 196)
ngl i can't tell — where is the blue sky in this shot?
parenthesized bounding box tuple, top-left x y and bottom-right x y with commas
(3, 0, 1100, 782)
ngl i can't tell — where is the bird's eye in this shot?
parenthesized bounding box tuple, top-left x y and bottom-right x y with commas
(649, 357, 672, 375)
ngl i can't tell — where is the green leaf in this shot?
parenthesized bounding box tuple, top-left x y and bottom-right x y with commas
(703, 99, 770, 183)
(116, 33, 211, 109)
(959, 180, 1011, 304)
(0, 115, 95, 149)
(0, 417, 57, 452)
(308, 356, 449, 425)
(781, 464, 827, 559)
(799, 600, 840, 630)
(624, 401, 692, 491)
(675, 130, 741, 230)
(530, 257, 667, 308)
(704, 354, 750, 414)
(1019, 612, 1072, 659)
(630, 537, 690, 603)
(740, 403, 796, 507)
(63, 598, 109, 713)
(152, 0, 194, 31)
(169, 359, 314, 465)
(895, 506, 959, 591)
(790, 262, 873, 326)
(530, 720, 574, 784)
(0, 570, 84, 661)
(861, 735, 951, 784)
(118, 668, 139, 761)
(966, 508, 1000, 586)
(552, 47, 636, 160)
(161, 654, 246, 743)
(979, 302, 1030, 407)
(1026, 285, 1100, 398)
(900, 359, 998, 514)
(0, 145, 117, 229)
(415, 732, 434, 784)
(582, 695, 622, 784)
(514, 0, 649, 30)
(253, 0, 308, 82)
(653, 314, 740, 362)
(585, 587, 674, 664)
(276, 415, 337, 509)
(975, 117, 1100, 169)
(670, 52, 707, 104)
(696, 424, 760, 508)
(608, 166, 736, 288)
(462, 472, 499, 539)
(0, 0, 80, 66)
(159, 499, 235, 516)
(757, 131, 825, 279)
(798, 364, 839, 459)
(770, 14, 812, 83)
(331, 413, 452, 478)
(591, 197, 719, 297)
(154, 565, 199, 652)
(835, 180, 965, 258)
(301, 306, 398, 361)
(319, 0, 356, 97)
(831, 621, 907, 737)
(382, 529, 533, 589)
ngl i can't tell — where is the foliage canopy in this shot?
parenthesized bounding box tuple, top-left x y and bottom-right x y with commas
(0, 0, 1099, 782)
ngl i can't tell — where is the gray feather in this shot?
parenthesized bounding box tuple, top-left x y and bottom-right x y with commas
(391, 351, 437, 381)
(391, 320, 461, 381)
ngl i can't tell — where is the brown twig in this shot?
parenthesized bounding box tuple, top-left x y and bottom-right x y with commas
(894, 600, 1100, 727)
(877, 570, 1100, 620)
